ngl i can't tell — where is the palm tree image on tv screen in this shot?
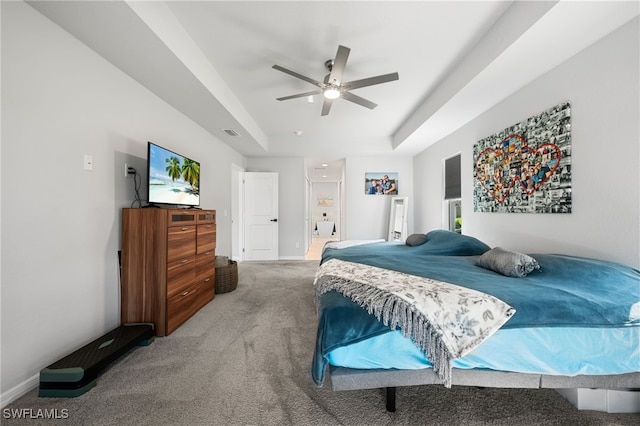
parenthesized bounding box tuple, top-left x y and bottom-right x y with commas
(148, 142, 200, 206)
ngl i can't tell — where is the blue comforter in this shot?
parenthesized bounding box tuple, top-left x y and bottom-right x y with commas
(312, 230, 640, 385)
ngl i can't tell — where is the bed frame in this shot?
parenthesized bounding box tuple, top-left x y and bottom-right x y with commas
(329, 366, 640, 412)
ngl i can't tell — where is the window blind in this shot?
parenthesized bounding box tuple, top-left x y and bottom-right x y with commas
(444, 154, 461, 200)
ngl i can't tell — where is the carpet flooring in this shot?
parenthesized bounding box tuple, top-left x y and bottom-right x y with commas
(4, 260, 638, 425)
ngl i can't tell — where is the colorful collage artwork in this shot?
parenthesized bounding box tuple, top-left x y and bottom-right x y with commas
(473, 101, 572, 213)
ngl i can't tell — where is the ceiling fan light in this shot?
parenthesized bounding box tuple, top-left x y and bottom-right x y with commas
(323, 87, 341, 100)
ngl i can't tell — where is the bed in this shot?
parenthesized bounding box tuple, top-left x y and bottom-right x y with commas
(312, 230, 640, 411)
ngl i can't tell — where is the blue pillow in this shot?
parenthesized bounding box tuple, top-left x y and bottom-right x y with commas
(419, 229, 491, 256)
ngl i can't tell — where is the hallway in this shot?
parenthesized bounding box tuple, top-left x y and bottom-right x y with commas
(305, 237, 337, 261)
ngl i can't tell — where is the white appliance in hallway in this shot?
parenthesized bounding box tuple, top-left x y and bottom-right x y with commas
(316, 221, 335, 237)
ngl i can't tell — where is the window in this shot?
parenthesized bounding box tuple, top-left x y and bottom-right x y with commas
(444, 154, 461, 200)
(444, 154, 462, 234)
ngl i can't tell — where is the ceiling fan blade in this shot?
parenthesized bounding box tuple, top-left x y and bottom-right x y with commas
(342, 91, 378, 110)
(272, 65, 324, 88)
(343, 72, 399, 90)
(328, 45, 350, 85)
(276, 89, 323, 101)
(321, 98, 333, 116)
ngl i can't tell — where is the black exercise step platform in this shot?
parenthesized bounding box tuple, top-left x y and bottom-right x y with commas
(39, 323, 154, 398)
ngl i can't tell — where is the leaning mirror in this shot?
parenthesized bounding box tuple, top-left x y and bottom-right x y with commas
(388, 197, 409, 242)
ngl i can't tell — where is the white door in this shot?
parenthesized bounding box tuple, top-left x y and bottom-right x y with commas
(231, 163, 244, 261)
(243, 172, 279, 260)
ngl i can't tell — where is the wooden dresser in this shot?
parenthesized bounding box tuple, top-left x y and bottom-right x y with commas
(120, 208, 216, 336)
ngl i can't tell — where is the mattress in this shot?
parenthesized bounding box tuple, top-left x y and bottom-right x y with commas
(327, 326, 640, 376)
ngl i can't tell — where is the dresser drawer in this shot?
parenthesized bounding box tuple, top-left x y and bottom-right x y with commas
(167, 210, 197, 226)
(197, 210, 216, 224)
(195, 251, 215, 283)
(193, 278, 214, 313)
(166, 284, 198, 334)
(167, 255, 195, 297)
(197, 224, 216, 254)
(168, 225, 196, 261)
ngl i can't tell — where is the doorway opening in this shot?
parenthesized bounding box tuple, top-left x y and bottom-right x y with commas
(307, 179, 342, 260)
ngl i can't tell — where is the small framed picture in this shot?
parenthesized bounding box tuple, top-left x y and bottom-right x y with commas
(317, 193, 333, 207)
(365, 172, 398, 195)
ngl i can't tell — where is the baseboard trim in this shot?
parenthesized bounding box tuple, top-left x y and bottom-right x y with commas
(1, 374, 39, 409)
(278, 256, 306, 260)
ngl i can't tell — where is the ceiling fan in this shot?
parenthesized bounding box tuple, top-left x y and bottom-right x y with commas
(272, 45, 399, 116)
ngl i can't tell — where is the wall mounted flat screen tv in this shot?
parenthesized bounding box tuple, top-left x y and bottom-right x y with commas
(147, 141, 200, 207)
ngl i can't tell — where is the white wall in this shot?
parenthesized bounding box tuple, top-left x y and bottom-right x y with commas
(414, 17, 639, 269)
(245, 156, 306, 259)
(345, 156, 414, 240)
(1, 2, 246, 401)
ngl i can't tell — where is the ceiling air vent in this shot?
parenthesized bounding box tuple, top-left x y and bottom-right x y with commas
(222, 129, 240, 137)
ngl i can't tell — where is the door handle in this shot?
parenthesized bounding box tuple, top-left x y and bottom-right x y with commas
(270, 218, 278, 222)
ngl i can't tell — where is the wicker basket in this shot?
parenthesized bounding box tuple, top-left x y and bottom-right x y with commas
(215, 259, 238, 294)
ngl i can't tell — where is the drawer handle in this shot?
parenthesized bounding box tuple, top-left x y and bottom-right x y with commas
(181, 227, 188, 231)
(181, 291, 190, 297)
(204, 278, 210, 282)
(181, 259, 189, 264)
(205, 225, 212, 228)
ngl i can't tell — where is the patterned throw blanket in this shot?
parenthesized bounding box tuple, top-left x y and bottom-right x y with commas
(322, 239, 386, 252)
(314, 259, 516, 387)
